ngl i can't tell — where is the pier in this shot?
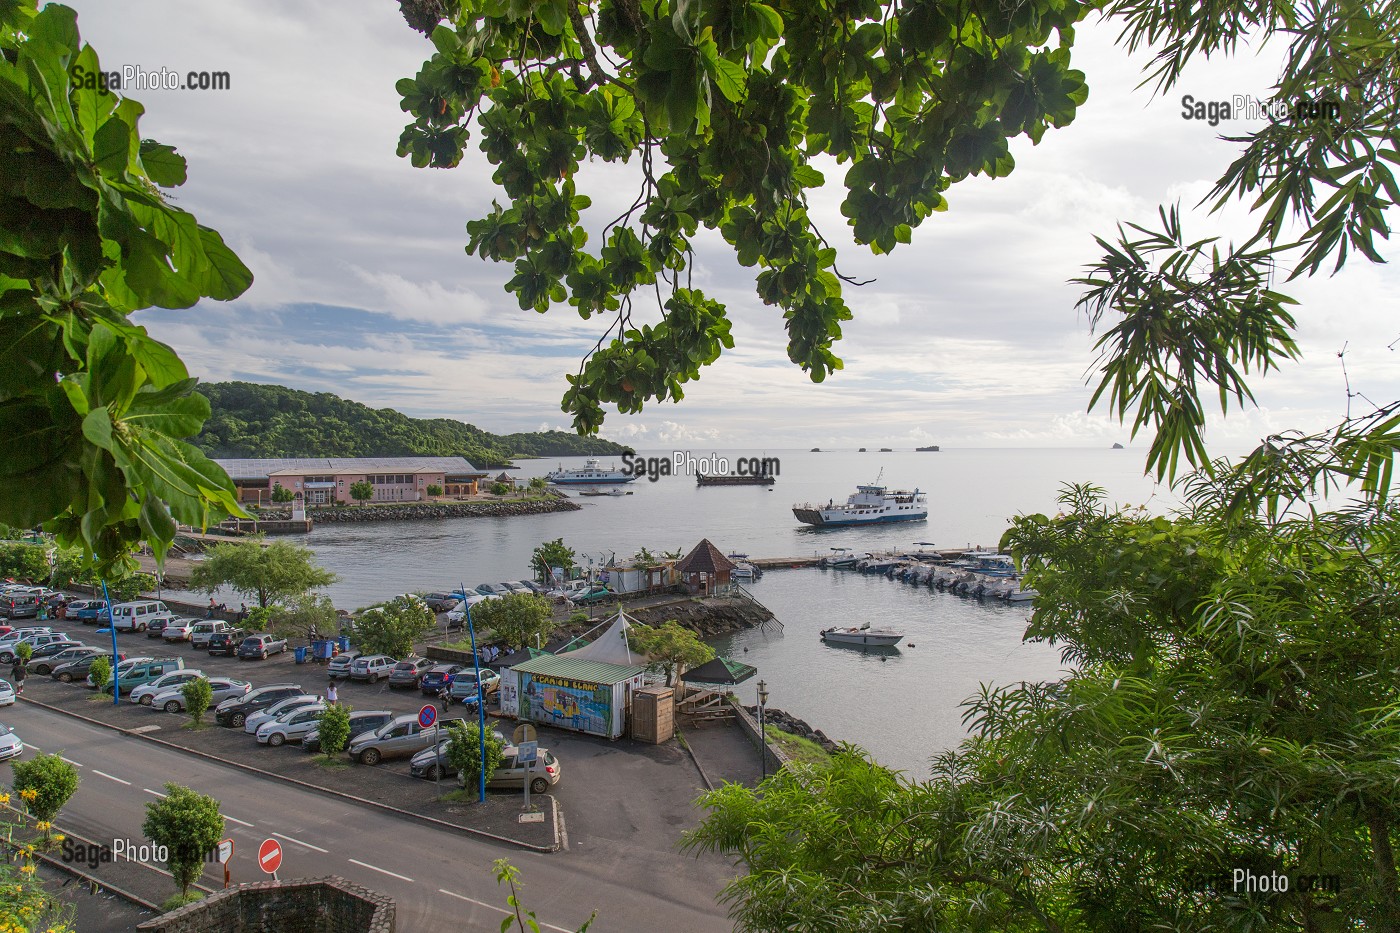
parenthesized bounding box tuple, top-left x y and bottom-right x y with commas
(750, 546, 995, 570)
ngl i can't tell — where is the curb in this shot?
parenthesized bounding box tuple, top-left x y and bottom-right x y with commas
(0, 811, 216, 912)
(20, 696, 559, 854)
(675, 727, 716, 792)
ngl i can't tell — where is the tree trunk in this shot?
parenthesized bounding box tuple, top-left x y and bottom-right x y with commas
(1367, 806, 1400, 933)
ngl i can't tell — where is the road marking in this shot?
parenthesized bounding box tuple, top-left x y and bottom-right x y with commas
(349, 859, 413, 883)
(223, 814, 254, 828)
(22, 743, 40, 751)
(272, 832, 327, 854)
(142, 788, 167, 798)
(59, 756, 82, 768)
(92, 770, 131, 786)
(437, 889, 576, 933)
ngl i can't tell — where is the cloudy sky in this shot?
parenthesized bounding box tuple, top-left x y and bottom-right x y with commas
(76, 2, 1398, 452)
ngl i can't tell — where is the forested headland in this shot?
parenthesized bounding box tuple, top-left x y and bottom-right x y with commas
(191, 382, 627, 467)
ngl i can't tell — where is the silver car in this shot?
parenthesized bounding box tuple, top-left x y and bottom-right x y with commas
(0, 724, 20, 762)
(128, 669, 207, 705)
(348, 713, 459, 765)
(244, 694, 320, 734)
(150, 677, 251, 714)
(256, 703, 328, 746)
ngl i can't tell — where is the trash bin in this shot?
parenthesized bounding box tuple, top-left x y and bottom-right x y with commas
(337, 635, 351, 654)
(294, 646, 307, 665)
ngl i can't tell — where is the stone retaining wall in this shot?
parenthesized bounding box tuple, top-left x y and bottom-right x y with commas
(137, 876, 394, 933)
(247, 498, 578, 523)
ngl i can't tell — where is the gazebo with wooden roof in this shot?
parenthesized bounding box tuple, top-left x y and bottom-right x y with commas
(675, 538, 737, 594)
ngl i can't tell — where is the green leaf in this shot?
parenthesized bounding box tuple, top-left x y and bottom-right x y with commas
(92, 116, 132, 176)
(138, 141, 188, 187)
(82, 406, 114, 451)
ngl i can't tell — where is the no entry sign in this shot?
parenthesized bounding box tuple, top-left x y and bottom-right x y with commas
(258, 838, 282, 875)
(418, 704, 437, 728)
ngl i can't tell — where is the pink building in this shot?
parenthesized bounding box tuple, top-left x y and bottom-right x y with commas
(213, 457, 488, 506)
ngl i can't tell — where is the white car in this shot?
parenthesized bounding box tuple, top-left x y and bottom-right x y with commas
(0, 724, 21, 762)
(243, 694, 320, 734)
(151, 677, 251, 713)
(129, 669, 207, 706)
(162, 618, 198, 642)
(256, 703, 327, 746)
(0, 679, 14, 707)
(445, 593, 501, 623)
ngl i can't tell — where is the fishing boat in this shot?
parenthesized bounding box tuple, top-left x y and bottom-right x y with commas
(545, 458, 637, 485)
(820, 623, 905, 647)
(577, 486, 632, 497)
(793, 476, 928, 527)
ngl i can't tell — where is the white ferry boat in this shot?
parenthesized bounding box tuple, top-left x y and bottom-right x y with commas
(793, 482, 927, 527)
(545, 458, 638, 485)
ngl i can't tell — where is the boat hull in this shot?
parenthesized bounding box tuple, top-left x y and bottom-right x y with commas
(548, 475, 637, 485)
(794, 508, 928, 526)
(821, 629, 905, 647)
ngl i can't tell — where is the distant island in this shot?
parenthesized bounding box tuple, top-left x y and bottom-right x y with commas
(916, 445, 940, 452)
(191, 381, 627, 468)
(1112, 442, 1125, 449)
(811, 447, 821, 452)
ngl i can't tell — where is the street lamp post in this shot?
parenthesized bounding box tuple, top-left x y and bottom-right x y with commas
(461, 583, 489, 804)
(756, 679, 769, 780)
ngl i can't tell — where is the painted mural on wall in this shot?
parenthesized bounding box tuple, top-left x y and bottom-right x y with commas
(519, 672, 612, 736)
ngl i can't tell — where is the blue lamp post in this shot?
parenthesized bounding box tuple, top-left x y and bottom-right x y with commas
(101, 580, 119, 704)
(460, 583, 488, 804)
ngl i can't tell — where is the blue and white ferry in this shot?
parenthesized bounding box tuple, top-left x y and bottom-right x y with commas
(545, 458, 638, 485)
(793, 482, 928, 527)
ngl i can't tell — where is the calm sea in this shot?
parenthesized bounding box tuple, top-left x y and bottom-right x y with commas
(185, 448, 1173, 776)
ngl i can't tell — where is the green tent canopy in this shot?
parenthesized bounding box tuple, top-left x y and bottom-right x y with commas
(680, 656, 758, 685)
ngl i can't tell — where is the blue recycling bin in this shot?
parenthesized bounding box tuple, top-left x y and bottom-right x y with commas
(314, 639, 333, 660)
(337, 635, 351, 654)
(294, 646, 307, 664)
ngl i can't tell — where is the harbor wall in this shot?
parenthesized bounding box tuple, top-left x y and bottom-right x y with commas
(246, 498, 579, 523)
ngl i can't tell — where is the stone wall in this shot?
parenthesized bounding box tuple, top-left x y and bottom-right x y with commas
(248, 498, 578, 523)
(137, 876, 393, 933)
(625, 596, 774, 639)
(729, 700, 791, 776)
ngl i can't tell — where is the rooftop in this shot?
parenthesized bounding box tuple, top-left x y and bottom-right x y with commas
(212, 457, 484, 480)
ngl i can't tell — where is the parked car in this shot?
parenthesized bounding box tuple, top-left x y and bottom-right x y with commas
(29, 646, 104, 676)
(237, 634, 288, 660)
(418, 593, 462, 613)
(190, 620, 233, 649)
(347, 713, 460, 765)
(0, 593, 40, 619)
(387, 657, 433, 689)
(0, 724, 21, 762)
(256, 703, 328, 746)
(244, 694, 321, 734)
(301, 710, 393, 753)
(128, 669, 207, 706)
(214, 683, 304, 727)
(205, 629, 248, 657)
(161, 618, 198, 642)
(488, 743, 562, 794)
(111, 600, 174, 634)
(408, 729, 509, 781)
(419, 664, 464, 695)
(0, 679, 14, 707)
(67, 599, 110, 624)
(145, 618, 173, 639)
(50, 652, 119, 682)
(0, 628, 49, 657)
(445, 593, 502, 624)
(151, 677, 251, 713)
(517, 580, 548, 594)
(499, 581, 531, 594)
(474, 583, 509, 596)
(91, 657, 184, 693)
(0, 632, 69, 663)
(326, 650, 363, 679)
(28, 639, 83, 661)
(348, 654, 396, 683)
(448, 669, 500, 705)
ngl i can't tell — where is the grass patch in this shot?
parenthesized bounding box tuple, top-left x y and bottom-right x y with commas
(313, 756, 353, 770)
(764, 725, 832, 768)
(440, 787, 481, 803)
(182, 720, 209, 731)
(160, 892, 203, 911)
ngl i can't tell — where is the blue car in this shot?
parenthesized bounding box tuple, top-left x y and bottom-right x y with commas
(419, 664, 463, 695)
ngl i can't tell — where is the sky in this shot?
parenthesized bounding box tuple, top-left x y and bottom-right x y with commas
(74, 2, 1399, 454)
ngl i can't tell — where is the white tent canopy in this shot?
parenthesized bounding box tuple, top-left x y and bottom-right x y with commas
(561, 610, 642, 667)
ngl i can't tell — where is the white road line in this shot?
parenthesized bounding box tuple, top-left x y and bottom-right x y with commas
(272, 832, 327, 854)
(348, 858, 413, 883)
(223, 814, 254, 828)
(21, 743, 40, 751)
(91, 770, 131, 786)
(141, 787, 167, 798)
(59, 756, 82, 768)
(437, 889, 576, 933)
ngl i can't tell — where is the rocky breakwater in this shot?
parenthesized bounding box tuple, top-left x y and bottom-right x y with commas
(625, 595, 775, 639)
(745, 706, 840, 754)
(253, 498, 580, 523)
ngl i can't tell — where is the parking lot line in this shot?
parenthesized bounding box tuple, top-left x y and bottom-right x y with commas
(437, 888, 576, 933)
(92, 770, 131, 786)
(22, 743, 40, 752)
(349, 858, 413, 883)
(58, 756, 82, 767)
(141, 787, 167, 798)
(272, 831, 327, 853)
(223, 814, 255, 828)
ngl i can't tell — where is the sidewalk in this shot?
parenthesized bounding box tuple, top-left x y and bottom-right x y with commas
(680, 715, 762, 789)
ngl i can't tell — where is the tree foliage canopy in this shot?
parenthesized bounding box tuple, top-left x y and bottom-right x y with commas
(189, 537, 337, 609)
(395, 0, 1089, 432)
(0, 1, 252, 574)
(469, 592, 555, 649)
(11, 752, 78, 824)
(446, 719, 506, 789)
(629, 618, 713, 685)
(351, 593, 436, 658)
(142, 783, 224, 898)
(531, 537, 576, 583)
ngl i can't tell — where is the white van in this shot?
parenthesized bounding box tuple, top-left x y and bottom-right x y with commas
(111, 600, 175, 633)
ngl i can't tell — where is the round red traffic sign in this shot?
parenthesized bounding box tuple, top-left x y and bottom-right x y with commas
(258, 838, 282, 874)
(418, 704, 437, 729)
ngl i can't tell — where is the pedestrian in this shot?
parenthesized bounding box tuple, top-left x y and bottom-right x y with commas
(207, 597, 217, 619)
(237, 603, 248, 624)
(326, 678, 338, 706)
(11, 660, 25, 696)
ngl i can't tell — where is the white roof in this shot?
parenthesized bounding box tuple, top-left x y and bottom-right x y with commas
(561, 611, 640, 667)
(213, 457, 481, 480)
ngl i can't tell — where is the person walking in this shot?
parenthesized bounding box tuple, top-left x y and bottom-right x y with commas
(11, 660, 26, 696)
(326, 678, 338, 706)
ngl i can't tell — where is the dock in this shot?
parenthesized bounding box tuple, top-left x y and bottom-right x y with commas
(750, 547, 993, 570)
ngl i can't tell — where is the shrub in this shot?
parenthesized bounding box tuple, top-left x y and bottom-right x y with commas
(142, 784, 224, 898)
(182, 677, 213, 727)
(11, 753, 79, 838)
(317, 703, 352, 758)
(88, 656, 110, 691)
(446, 721, 506, 790)
(426, 484, 443, 497)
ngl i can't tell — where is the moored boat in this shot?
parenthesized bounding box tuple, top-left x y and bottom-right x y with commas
(820, 624, 905, 647)
(794, 480, 928, 527)
(546, 458, 637, 485)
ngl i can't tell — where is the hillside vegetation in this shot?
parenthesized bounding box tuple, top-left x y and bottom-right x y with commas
(192, 382, 626, 467)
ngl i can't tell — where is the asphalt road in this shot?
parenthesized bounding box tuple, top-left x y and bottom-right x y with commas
(4, 698, 733, 932)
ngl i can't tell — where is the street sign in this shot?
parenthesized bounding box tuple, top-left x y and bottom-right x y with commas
(216, 839, 234, 864)
(517, 740, 538, 764)
(257, 838, 282, 875)
(418, 704, 437, 729)
(512, 723, 536, 746)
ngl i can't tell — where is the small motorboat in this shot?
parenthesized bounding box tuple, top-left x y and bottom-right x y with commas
(820, 624, 905, 647)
